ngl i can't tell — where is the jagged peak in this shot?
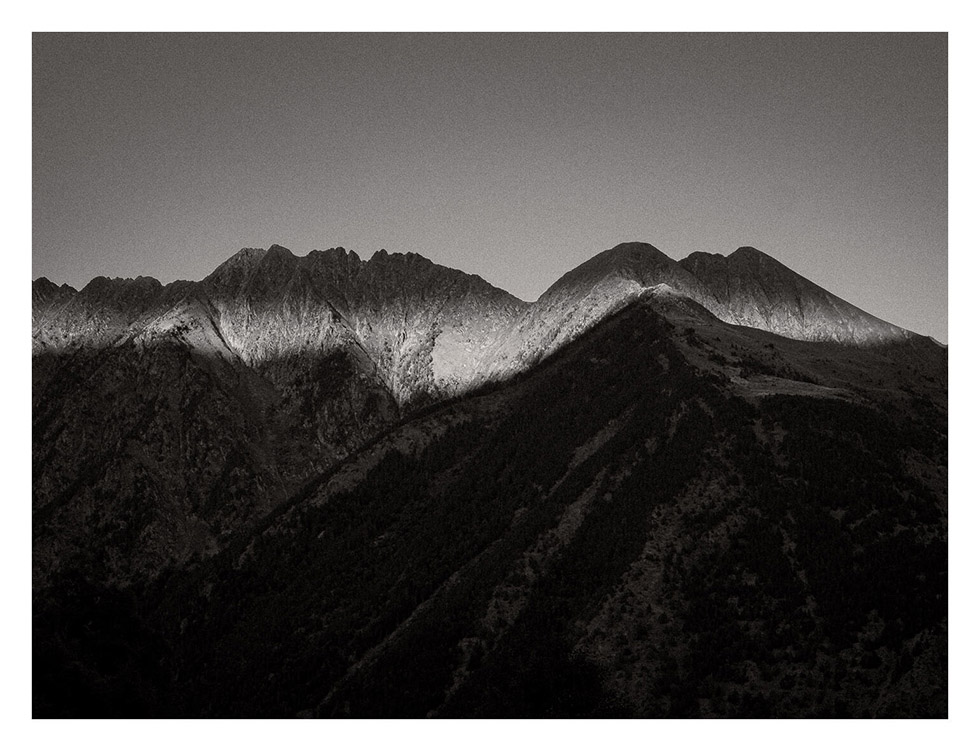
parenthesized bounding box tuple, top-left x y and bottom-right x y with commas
(258, 245, 299, 271)
(81, 275, 162, 293)
(206, 247, 263, 277)
(229, 247, 267, 261)
(309, 246, 359, 261)
(32, 277, 78, 304)
(310, 247, 364, 266)
(33, 276, 56, 290)
(206, 245, 295, 286)
(366, 248, 431, 264)
(217, 245, 295, 266)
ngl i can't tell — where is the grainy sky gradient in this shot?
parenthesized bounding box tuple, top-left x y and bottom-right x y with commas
(32, 33, 947, 341)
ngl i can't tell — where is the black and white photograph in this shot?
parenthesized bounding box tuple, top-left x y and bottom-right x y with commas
(25, 19, 960, 736)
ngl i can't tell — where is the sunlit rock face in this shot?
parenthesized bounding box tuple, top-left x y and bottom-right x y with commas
(473, 241, 913, 387)
(31, 275, 193, 353)
(680, 247, 910, 344)
(294, 247, 528, 406)
(476, 243, 719, 381)
(199, 244, 529, 406)
(529, 242, 912, 352)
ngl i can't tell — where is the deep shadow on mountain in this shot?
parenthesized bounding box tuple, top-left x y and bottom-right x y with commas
(32, 292, 947, 718)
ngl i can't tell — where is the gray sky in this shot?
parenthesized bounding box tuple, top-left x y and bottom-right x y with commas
(33, 33, 947, 341)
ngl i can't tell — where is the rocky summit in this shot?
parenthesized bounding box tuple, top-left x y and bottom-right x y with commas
(32, 242, 946, 718)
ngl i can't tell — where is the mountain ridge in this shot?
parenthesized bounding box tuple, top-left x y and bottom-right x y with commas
(32, 242, 937, 461)
(34, 241, 927, 345)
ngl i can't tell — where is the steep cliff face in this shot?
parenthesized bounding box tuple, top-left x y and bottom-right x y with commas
(184, 244, 528, 406)
(680, 247, 910, 344)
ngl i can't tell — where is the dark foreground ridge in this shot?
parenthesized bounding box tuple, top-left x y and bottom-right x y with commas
(32, 242, 946, 718)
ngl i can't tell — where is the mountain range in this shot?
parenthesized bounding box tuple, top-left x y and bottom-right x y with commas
(32, 242, 946, 718)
